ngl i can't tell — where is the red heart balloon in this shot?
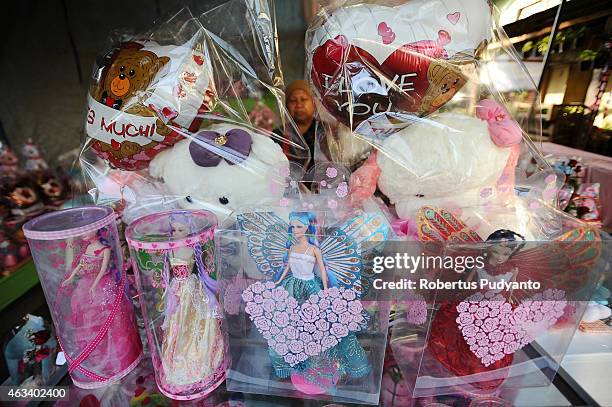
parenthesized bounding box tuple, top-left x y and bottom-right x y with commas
(310, 31, 467, 130)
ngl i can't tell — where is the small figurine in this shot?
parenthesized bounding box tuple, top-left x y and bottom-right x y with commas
(0, 176, 44, 220)
(0, 145, 20, 174)
(34, 171, 67, 207)
(21, 139, 48, 172)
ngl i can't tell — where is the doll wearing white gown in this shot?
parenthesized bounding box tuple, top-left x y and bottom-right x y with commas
(159, 223, 225, 388)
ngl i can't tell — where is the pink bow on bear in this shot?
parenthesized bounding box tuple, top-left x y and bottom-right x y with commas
(476, 99, 523, 147)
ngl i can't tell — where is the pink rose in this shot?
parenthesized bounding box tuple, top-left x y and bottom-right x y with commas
(488, 330, 503, 342)
(331, 298, 348, 314)
(330, 323, 349, 338)
(251, 282, 265, 294)
(262, 299, 275, 313)
(300, 303, 320, 323)
(275, 343, 289, 355)
(313, 331, 324, 341)
(262, 331, 272, 340)
(348, 322, 360, 331)
(245, 302, 263, 317)
(462, 325, 477, 338)
(504, 342, 519, 354)
(299, 332, 313, 343)
(489, 308, 500, 318)
(342, 289, 356, 301)
(315, 319, 330, 332)
(327, 287, 341, 298)
(469, 305, 479, 314)
(466, 337, 477, 346)
(482, 317, 499, 333)
(262, 290, 272, 299)
(490, 342, 504, 355)
(457, 313, 474, 326)
(254, 316, 271, 331)
(477, 337, 490, 347)
(475, 347, 488, 358)
(339, 313, 353, 324)
(503, 333, 515, 343)
(320, 299, 331, 309)
(272, 288, 289, 301)
(297, 352, 308, 362)
(242, 290, 254, 302)
(270, 326, 281, 335)
(276, 334, 287, 344)
(285, 354, 297, 366)
(289, 340, 304, 354)
(273, 311, 290, 327)
(475, 307, 489, 320)
(283, 326, 299, 340)
(326, 311, 338, 323)
(287, 298, 299, 310)
(348, 301, 363, 315)
(290, 312, 300, 322)
(482, 355, 494, 366)
(475, 332, 486, 340)
(304, 323, 316, 333)
(253, 294, 264, 304)
(321, 335, 339, 348)
(305, 342, 322, 356)
(265, 281, 276, 290)
(456, 302, 469, 313)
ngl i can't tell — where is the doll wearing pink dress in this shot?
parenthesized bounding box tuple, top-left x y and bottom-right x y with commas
(60, 228, 141, 387)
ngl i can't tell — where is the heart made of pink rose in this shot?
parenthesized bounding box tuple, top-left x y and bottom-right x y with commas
(456, 289, 566, 367)
(242, 281, 367, 367)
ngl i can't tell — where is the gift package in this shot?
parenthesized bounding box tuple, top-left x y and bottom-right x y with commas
(15, 0, 607, 405)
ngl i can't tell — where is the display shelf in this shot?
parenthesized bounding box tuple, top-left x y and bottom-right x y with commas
(0, 260, 39, 312)
(536, 328, 612, 406)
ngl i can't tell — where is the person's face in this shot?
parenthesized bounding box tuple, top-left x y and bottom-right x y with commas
(488, 242, 514, 266)
(171, 222, 188, 238)
(290, 220, 308, 239)
(287, 89, 315, 125)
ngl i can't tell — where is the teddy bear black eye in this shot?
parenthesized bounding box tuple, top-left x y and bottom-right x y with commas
(119, 66, 125, 72)
(129, 69, 135, 77)
(219, 197, 229, 205)
(185, 196, 193, 203)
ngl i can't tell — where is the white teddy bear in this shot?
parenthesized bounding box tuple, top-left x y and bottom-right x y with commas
(149, 123, 290, 220)
(350, 99, 527, 237)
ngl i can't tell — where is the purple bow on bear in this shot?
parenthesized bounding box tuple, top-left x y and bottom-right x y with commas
(189, 128, 253, 167)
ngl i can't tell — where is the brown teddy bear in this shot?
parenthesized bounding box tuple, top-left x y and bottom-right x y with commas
(87, 41, 213, 171)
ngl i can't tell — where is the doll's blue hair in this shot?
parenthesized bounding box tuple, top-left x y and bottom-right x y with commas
(284, 212, 318, 263)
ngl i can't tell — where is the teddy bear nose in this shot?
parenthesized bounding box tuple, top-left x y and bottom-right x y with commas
(219, 197, 229, 205)
(119, 73, 126, 80)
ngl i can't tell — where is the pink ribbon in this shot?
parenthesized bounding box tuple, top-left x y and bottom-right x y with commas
(348, 151, 380, 206)
(476, 99, 523, 147)
(391, 218, 419, 240)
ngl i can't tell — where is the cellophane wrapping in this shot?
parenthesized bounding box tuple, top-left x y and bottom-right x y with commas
(22, 206, 142, 389)
(125, 209, 227, 400)
(78, 2, 308, 224)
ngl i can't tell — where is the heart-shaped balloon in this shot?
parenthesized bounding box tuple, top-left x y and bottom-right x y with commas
(307, 0, 491, 134)
(242, 281, 367, 367)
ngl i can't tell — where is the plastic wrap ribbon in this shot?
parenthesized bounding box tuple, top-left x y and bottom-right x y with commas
(476, 99, 522, 147)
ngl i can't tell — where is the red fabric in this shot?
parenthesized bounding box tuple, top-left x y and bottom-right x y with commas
(428, 301, 512, 390)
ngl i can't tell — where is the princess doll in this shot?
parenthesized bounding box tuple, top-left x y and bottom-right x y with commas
(270, 211, 370, 393)
(60, 227, 141, 386)
(158, 214, 225, 391)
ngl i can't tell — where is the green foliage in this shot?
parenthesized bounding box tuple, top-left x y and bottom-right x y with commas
(579, 49, 599, 62)
(522, 41, 534, 54)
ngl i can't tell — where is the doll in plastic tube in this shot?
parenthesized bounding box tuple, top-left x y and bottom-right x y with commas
(60, 227, 141, 383)
(159, 213, 225, 389)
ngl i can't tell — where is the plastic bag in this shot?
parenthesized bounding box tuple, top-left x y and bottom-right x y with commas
(305, 0, 557, 223)
(79, 4, 309, 223)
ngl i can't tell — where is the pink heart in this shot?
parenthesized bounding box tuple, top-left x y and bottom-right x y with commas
(242, 282, 366, 366)
(185, 239, 193, 245)
(456, 289, 566, 367)
(151, 243, 158, 249)
(377, 22, 396, 45)
(161, 107, 179, 121)
(447, 12, 460, 25)
(168, 242, 176, 248)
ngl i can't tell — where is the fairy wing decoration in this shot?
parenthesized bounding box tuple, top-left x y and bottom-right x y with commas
(237, 211, 293, 279)
(415, 206, 602, 295)
(238, 210, 391, 295)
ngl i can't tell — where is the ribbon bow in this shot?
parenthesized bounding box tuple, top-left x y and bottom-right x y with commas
(476, 99, 523, 147)
(189, 128, 253, 167)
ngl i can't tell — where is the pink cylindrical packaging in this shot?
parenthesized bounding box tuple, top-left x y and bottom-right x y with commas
(23, 206, 143, 388)
(125, 210, 228, 400)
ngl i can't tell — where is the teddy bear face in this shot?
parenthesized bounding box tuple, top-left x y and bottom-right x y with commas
(376, 113, 510, 218)
(422, 62, 467, 113)
(149, 124, 289, 220)
(100, 47, 170, 108)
